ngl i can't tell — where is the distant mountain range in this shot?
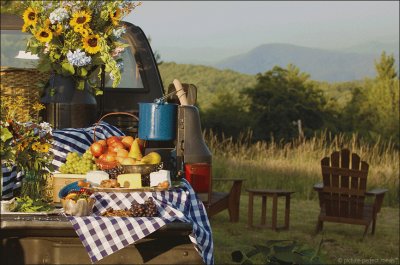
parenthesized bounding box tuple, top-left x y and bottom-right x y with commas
(157, 41, 399, 82)
(214, 43, 399, 82)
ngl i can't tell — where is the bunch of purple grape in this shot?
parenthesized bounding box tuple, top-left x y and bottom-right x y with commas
(104, 166, 124, 179)
(141, 174, 150, 187)
(130, 197, 158, 217)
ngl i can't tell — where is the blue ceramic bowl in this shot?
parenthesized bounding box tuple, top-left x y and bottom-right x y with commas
(58, 181, 82, 199)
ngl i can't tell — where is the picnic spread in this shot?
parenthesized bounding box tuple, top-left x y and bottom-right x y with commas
(1, 122, 214, 265)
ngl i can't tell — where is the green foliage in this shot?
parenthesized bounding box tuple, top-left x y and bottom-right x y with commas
(243, 65, 333, 141)
(341, 52, 399, 146)
(231, 239, 326, 265)
(11, 196, 54, 212)
(158, 62, 256, 110)
(0, 0, 24, 14)
(200, 91, 251, 138)
(375, 51, 398, 80)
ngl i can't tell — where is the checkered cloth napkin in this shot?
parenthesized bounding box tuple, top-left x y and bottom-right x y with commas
(67, 179, 214, 264)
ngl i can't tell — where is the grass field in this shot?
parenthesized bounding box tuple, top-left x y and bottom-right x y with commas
(205, 131, 399, 264)
(210, 196, 399, 264)
(207, 131, 399, 207)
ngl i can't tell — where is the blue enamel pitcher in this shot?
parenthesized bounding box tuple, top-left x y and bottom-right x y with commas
(138, 102, 178, 141)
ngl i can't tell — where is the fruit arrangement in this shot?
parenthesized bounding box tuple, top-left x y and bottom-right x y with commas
(59, 151, 97, 174)
(89, 136, 161, 167)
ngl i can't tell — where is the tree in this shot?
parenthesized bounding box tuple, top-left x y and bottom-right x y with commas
(342, 52, 399, 145)
(368, 52, 399, 143)
(200, 91, 251, 139)
(242, 65, 332, 141)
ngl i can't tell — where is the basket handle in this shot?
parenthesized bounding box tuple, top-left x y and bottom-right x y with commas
(93, 112, 139, 142)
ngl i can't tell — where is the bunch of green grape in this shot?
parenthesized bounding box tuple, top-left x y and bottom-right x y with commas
(59, 150, 98, 174)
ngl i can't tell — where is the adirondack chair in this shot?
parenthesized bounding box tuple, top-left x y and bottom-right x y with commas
(313, 149, 387, 237)
(203, 178, 245, 222)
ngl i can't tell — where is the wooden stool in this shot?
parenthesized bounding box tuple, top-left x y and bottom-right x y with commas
(247, 189, 295, 230)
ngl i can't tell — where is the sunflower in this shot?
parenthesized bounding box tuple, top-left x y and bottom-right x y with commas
(53, 24, 63, 36)
(22, 23, 29, 32)
(79, 28, 90, 37)
(22, 7, 38, 26)
(18, 140, 29, 151)
(73, 24, 83, 33)
(35, 28, 53, 43)
(70, 10, 91, 28)
(82, 34, 101, 54)
(32, 142, 41, 152)
(45, 19, 63, 36)
(110, 8, 121, 26)
(39, 143, 51, 153)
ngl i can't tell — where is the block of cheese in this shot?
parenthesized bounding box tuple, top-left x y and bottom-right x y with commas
(117, 173, 142, 189)
(85, 171, 109, 186)
(150, 170, 171, 187)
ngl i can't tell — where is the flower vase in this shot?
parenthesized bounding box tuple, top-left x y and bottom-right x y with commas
(40, 75, 98, 129)
(20, 170, 48, 201)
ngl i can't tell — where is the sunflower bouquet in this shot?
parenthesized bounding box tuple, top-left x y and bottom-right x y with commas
(1, 96, 54, 200)
(20, 0, 141, 93)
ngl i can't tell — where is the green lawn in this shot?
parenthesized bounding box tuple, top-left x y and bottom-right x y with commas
(210, 196, 399, 264)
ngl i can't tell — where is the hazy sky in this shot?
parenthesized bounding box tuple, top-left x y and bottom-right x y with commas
(127, 1, 399, 52)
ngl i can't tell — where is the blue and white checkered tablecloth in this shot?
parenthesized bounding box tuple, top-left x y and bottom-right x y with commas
(67, 179, 214, 264)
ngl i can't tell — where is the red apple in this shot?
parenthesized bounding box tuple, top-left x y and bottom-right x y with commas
(121, 136, 134, 149)
(97, 139, 107, 147)
(106, 136, 120, 146)
(90, 142, 104, 158)
(103, 153, 116, 162)
(110, 142, 125, 152)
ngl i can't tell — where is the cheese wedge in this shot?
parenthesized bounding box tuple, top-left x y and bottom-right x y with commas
(117, 173, 142, 189)
(86, 171, 109, 186)
(150, 170, 171, 187)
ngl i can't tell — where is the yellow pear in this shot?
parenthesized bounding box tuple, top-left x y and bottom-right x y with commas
(121, 157, 136, 165)
(128, 139, 143, 160)
(141, 152, 161, 164)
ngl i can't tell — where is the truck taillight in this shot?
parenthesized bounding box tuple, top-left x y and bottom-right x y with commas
(184, 163, 211, 193)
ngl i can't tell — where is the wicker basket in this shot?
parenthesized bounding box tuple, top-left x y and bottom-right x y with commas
(0, 66, 50, 122)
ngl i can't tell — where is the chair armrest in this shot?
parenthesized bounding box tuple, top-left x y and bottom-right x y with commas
(313, 182, 323, 191)
(213, 178, 246, 182)
(365, 188, 388, 196)
(366, 188, 388, 214)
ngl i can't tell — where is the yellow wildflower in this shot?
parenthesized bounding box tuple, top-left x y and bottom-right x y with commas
(40, 143, 51, 153)
(32, 103, 45, 112)
(18, 141, 29, 151)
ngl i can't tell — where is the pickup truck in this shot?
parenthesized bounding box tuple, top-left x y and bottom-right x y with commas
(1, 13, 212, 264)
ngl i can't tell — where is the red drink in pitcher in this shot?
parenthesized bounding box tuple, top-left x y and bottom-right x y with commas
(184, 163, 211, 193)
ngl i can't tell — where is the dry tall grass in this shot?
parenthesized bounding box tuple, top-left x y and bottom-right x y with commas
(205, 130, 399, 206)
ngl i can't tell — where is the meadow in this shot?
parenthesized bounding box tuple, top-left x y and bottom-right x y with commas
(206, 131, 399, 207)
(206, 132, 399, 264)
(210, 197, 399, 264)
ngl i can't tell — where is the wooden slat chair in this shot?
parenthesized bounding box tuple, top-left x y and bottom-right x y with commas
(313, 149, 387, 237)
(199, 178, 245, 222)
